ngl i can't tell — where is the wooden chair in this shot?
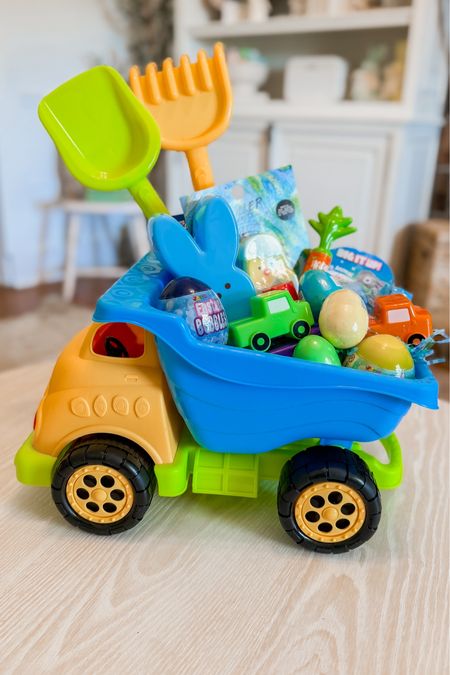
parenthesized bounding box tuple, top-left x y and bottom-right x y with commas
(40, 199, 148, 302)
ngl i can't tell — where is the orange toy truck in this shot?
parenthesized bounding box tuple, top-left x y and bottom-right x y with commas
(369, 294, 432, 345)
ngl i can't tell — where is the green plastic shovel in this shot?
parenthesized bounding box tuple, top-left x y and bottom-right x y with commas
(38, 66, 168, 219)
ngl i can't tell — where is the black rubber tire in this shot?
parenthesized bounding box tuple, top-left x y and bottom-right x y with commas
(291, 320, 311, 340)
(251, 332, 271, 351)
(277, 445, 381, 554)
(407, 333, 425, 345)
(51, 437, 156, 535)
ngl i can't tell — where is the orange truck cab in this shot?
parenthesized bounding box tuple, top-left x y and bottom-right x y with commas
(31, 322, 182, 468)
(369, 294, 432, 345)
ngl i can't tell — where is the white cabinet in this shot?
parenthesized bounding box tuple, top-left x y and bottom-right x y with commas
(270, 121, 391, 254)
(167, 109, 442, 267)
(209, 119, 268, 185)
(270, 118, 442, 262)
(166, 119, 268, 213)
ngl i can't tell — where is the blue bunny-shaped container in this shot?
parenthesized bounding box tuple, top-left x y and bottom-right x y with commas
(94, 252, 438, 455)
(151, 197, 255, 322)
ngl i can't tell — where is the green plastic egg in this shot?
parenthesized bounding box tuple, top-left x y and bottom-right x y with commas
(293, 335, 341, 366)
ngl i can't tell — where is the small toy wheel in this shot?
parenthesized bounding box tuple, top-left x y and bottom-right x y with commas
(278, 445, 381, 553)
(291, 320, 311, 340)
(51, 437, 155, 535)
(250, 332, 271, 351)
(407, 333, 425, 346)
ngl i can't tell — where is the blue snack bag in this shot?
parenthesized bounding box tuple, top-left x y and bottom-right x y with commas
(180, 165, 309, 268)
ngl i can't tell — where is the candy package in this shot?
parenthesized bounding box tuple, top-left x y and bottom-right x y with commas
(238, 232, 299, 298)
(328, 246, 411, 311)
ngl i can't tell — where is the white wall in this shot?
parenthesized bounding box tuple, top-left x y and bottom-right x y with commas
(0, 0, 129, 287)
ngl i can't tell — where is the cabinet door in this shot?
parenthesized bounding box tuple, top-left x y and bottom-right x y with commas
(270, 122, 391, 256)
(165, 120, 269, 213)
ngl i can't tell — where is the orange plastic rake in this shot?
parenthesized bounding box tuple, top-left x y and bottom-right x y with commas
(129, 42, 232, 191)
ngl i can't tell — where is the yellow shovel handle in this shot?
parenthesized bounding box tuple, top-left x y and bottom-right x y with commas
(186, 146, 215, 191)
(129, 178, 169, 220)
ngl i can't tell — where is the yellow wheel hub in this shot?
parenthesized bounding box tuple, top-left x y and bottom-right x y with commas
(66, 464, 134, 524)
(294, 481, 366, 543)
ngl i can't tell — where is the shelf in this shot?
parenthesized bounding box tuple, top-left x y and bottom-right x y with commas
(191, 7, 412, 40)
(231, 100, 443, 126)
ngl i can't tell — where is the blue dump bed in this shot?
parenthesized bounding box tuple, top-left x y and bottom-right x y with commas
(94, 255, 438, 454)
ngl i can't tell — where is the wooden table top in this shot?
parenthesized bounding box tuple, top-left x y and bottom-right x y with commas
(1, 361, 448, 674)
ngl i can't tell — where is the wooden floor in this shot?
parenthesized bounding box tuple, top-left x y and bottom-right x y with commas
(0, 279, 112, 317)
(1, 361, 449, 674)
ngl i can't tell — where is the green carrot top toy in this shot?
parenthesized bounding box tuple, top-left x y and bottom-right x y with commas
(304, 206, 356, 273)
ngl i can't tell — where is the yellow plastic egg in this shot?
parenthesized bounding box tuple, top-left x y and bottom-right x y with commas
(344, 334, 415, 378)
(318, 289, 369, 349)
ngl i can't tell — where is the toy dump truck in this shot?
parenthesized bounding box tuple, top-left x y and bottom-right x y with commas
(15, 256, 438, 553)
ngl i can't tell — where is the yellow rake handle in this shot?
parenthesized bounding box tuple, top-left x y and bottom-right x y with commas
(186, 146, 214, 191)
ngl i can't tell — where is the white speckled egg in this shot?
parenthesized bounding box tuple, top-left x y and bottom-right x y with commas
(319, 289, 369, 349)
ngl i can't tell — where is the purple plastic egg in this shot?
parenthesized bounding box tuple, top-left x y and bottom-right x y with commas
(160, 277, 228, 345)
